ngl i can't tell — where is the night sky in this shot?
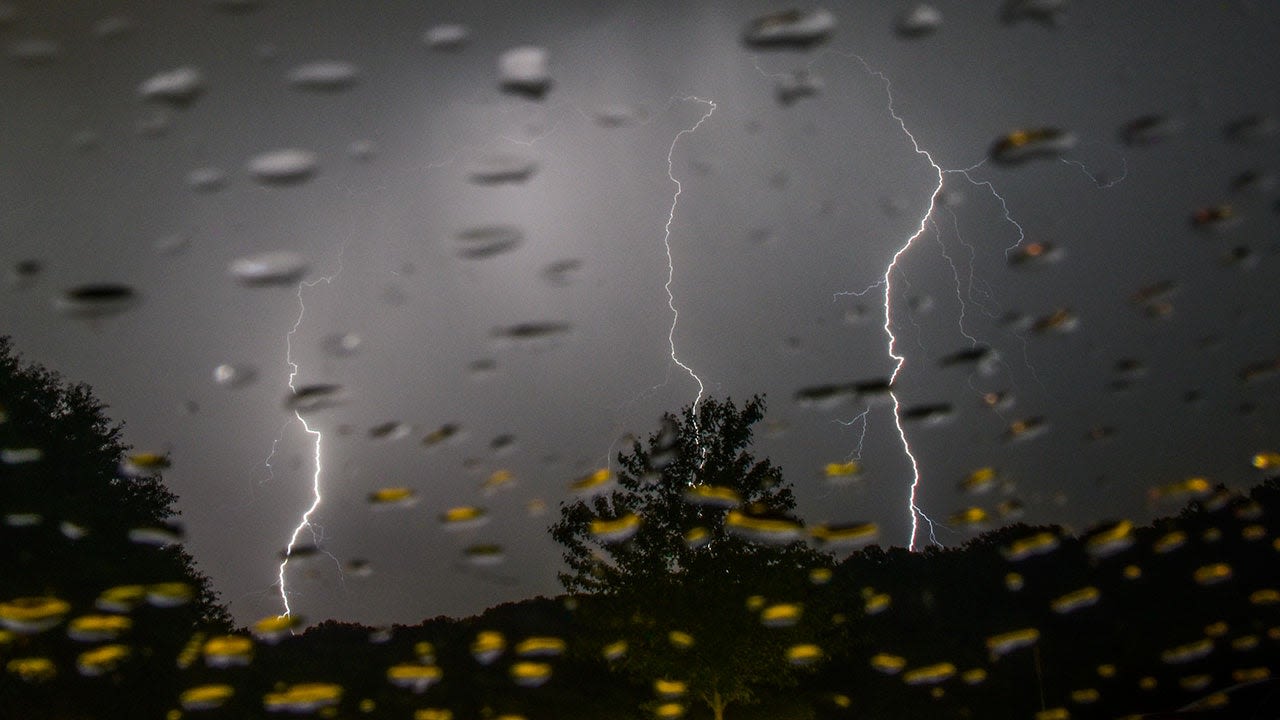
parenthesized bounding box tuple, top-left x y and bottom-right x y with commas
(2, 1, 1279, 627)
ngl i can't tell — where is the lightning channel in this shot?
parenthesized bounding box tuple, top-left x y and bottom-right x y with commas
(661, 96, 716, 431)
(275, 252, 345, 618)
(847, 55, 946, 551)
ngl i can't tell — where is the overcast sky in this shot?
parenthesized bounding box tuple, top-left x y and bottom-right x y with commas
(2, 1, 1278, 627)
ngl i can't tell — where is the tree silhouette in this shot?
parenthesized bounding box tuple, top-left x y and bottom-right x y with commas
(551, 396, 831, 720)
(0, 336, 229, 718)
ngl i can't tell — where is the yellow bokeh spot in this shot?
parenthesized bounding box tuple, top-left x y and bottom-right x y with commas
(6, 656, 56, 682)
(667, 630, 695, 649)
(653, 702, 684, 718)
(824, 461, 860, 478)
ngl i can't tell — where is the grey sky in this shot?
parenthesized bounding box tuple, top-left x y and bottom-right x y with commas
(2, 1, 1278, 626)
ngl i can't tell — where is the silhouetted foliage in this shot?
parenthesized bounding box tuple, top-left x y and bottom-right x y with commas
(551, 396, 830, 720)
(0, 336, 229, 719)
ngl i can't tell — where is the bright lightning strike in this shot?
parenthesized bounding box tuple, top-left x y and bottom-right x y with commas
(274, 257, 344, 618)
(661, 96, 716, 439)
(838, 56, 948, 552)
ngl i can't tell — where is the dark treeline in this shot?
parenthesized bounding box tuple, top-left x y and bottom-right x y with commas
(143, 478, 1278, 720)
(2, 340, 1278, 719)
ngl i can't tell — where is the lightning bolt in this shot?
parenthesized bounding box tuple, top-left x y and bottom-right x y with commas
(655, 95, 716, 468)
(825, 56, 945, 551)
(661, 96, 716, 445)
(274, 253, 344, 618)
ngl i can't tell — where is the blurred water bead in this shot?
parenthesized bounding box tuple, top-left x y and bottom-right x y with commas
(823, 460, 861, 480)
(423, 24, 469, 50)
(5, 259, 40, 288)
(986, 628, 1040, 657)
(388, 663, 443, 693)
(1051, 586, 1101, 614)
(498, 46, 552, 98)
(367, 487, 417, 509)
(200, 632, 253, 666)
(1189, 204, 1240, 233)
(285, 384, 346, 413)
(6, 37, 61, 65)
(422, 423, 460, 447)
(593, 104, 647, 128)
(1001, 0, 1066, 26)
(601, 640, 627, 662)
(471, 631, 505, 664)
(1120, 114, 1182, 146)
(1, 447, 41, 465)
(959, 467, 998, 494)
(321, 332, 363, 357)
(569, 468, 614, 497)
(213, 363, 256, 388)
(590, 513, 641, 543)
(725, 510, 803, 544)
(896, 4, 942, 37)
(742, 8, 836, 48)
(1224, 114, 1278, 143)
(1254, 452, 1280, 470)
(95, 585, 146, 614)
(92, 15, 134, 39)
(347, 139, 377, 161)
(775, 70, 823, 106)
(481, 469, 516, 495)
(464, 544, 505, 566)
(247, 149, 318, 185)
(455, 225, 523, 260)
(228, 251, 308, 286)
(59, 521, 88, 540)
(144, 584, 192, 604)
(870, 653, 907, 674)
(251, 614, 301, 643)
(440, 506, 488, 530)
(902, 403, 954, 426)
(1230, 169, 1276, 195)
(264, 683, 343, 713)
(136, 110, 172, 137)
(684, 484, 741, 509)
(120, 452, 170, 477)
(1004, 416, 1048, 442)
(138, 66, 203, 107)
(510, 661, 553, 688)
(4, 513, 41, 527)
(810, 522, 879, 550)
(76, 644, 130, 677)
(1008, 241, 1063, 268)
(0, 597, 71, 634)
(467, 151, 537, 185)
(186, 167, 226, 192)
(990, 128, 1077, 165)
(287, 60, 359, 91)
(904, 662, 955, 686)
(7, 656, 56, 683)
(537, 257, 583, 285)
(153, 232, 191, 255)
(54, 284, 138, 318)
(179, 685, 235, 712)
(369, 421, 412, 441)
(492, 322, 572, 345)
